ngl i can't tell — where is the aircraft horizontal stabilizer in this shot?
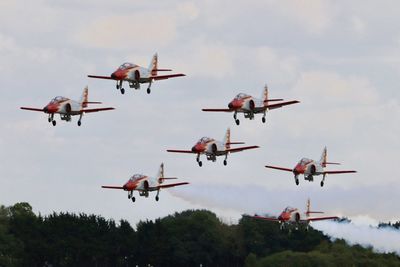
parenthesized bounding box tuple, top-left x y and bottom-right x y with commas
(156, 182, 189, 189)
(226, 145, 259, 153)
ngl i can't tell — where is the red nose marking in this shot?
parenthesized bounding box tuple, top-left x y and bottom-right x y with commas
(192, 143, 205, 153)
(228, 99, 243, 109)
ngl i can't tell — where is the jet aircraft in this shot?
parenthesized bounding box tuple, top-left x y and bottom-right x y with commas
(202, 85, 299, 125)
(88, 53, 185, 95)
(265, 147, 356, 187)
(167, 128, 259, 166)
(20, 87, 114, 126)
(102, 163, 188, 203)
(251, 199, 339, 231)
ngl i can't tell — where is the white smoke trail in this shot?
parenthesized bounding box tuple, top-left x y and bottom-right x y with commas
(170, 183, 400, 255)
(312, 220, 400, 256)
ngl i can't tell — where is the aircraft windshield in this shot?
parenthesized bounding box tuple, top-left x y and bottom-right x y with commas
(50, 96, 68, 103)
(299, 158, 310, 165)
(234, 93, 249, 100)
(284, 207, 294, 213)
(199, 137, 212, 143)
(119, 62, 135, 70)
(130, 174, 145, 181)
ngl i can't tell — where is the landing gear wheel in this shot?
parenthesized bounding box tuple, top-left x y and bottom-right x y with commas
(320, 181, 324, 187)
(262, 117, 266, 123)
(120, 88, 125, 94)
(116, 84, 120, 90)
(295, 179, 299, 185)
(48, 117, 52, 122)
(131, 197, 136, 202)
(52, 120, 56, 126)
(147, 88, 151, 94)
(77, 120, 81, 126)
(235, 119, 240, 125)
(198, 161, 203, 167)
(223, 160, 227, 166)
(155, 196, 159, 201)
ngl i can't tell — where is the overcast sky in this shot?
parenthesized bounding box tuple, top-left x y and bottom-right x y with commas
(0, 0, 399, 226)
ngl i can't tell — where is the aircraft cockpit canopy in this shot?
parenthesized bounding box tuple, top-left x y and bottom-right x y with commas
(119, 62, 135, 70)
(284, 207, 295, 213)
(50, 96, 68, 103)
(234, 93, 250, 100)
(199, 137, 212, 143)
(299, 158, 311, 165)
(130, 174, 145, 181)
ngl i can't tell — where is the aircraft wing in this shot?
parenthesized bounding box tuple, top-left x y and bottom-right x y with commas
(202, 108, 233, 112)
(82, 107, 115, 113)
(265, 165, 293, 172)
(323, 170, 357, 174)
(87, 75, 117, 80)
(20, 107, 44, 112)
(102, 185, 124, 189)
(150, 73, 186, 80)
(154, 182, 189, 189)
(226, 145, 259, 153)
(166, 149, 197, 154)
(252, 215, 280, 222)
(307, 216, 339, 222)
(265, 100, 300, 110)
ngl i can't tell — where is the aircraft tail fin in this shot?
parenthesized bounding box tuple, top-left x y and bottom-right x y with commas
(149, 53, 158, 76)
(224, 128, 231, 149)
(157, 162, 164, 180)
(320, 146, 328, 167)
(262, 84, 269, 103)
(305, 198, 324, 216)
(80, 86, 89, 108)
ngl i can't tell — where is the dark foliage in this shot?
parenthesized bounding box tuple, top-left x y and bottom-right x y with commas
(0, 203, 399, 267)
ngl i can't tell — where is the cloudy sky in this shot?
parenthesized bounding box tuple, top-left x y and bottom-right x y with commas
(0, 0, 399, 226)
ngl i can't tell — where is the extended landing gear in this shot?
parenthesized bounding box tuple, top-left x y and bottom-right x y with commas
(295, 178, 299, 185)
(155, 190, 160, 202)
(77, 114, 82, 126)
(223, 156, 228, 166)
(196, 154, 203, 167)
(262, 116, 266, 123)
(131, 197, 136, 202)
(52, 120, 56, 126)
(128, 192, 135, 203)
(321, 174, 326, 187)
(120, 88, 125, 94)
(147, 88, 151, 94)
(233, 113, 240, 125)
(155, 196, 159, 201)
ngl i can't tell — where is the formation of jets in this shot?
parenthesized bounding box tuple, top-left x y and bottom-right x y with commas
(20, 52, 357, 230)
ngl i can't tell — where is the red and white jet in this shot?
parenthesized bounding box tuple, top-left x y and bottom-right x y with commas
(202, 85, 299, 125)
(88, 53, 185, 95)
(251, 199, 339, 231)
(265, 147, 357, 187)
(167, 128, 259, 167)
(102, 163, 189, 203)
(20, 87, 114, 126)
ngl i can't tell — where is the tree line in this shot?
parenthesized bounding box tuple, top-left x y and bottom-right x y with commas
(0, 202, 399, 267)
